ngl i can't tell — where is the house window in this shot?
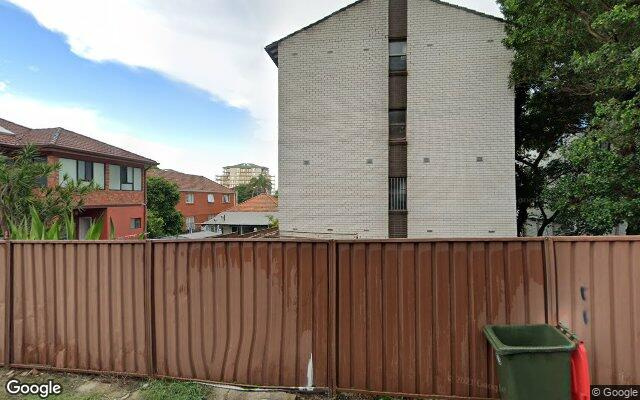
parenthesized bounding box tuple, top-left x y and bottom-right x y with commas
(222, 194, 230, 203)
(389, 177, 407, 211)
(59, 158, 104, 188)
(130, 218, 142, 229)
(77, 160, 94, 182)
(109, 165, 141, 191)
(185, 216, 196, 231)
(389, 109, 406, 140)
(34, 156, 48, 187)
(186, 193, 195, 204)
(389, 40, 407, 72)
(120, 166, 133, 190)
(207, 193, 215, 203)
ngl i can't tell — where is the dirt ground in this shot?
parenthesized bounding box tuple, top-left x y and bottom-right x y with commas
(0, 368, 371, 400)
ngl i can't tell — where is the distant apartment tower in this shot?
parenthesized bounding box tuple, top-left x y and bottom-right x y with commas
(266, 0, 516, 238)
(216, 163, 273, 189)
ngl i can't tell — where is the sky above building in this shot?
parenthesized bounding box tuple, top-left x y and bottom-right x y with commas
(0, 0, 501, 183)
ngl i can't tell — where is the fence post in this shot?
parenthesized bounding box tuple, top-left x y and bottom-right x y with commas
(144, 240, 155, 377)
(327, 240, 337, 394)
(3, 241, 11, 367)
(543, 237, 558, 325)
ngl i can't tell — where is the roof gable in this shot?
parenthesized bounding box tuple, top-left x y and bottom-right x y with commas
(264, 0, 504, 65)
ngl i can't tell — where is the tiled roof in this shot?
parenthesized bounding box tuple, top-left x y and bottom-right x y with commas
(225, 193, 278, 212)
(0, 117, 157, 165)
(147, 168, 234, 193)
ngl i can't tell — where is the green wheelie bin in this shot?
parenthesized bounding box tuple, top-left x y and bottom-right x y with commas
(483, 324, 576, 400)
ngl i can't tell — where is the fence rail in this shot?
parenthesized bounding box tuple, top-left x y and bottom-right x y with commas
(0, 237, 637, 399)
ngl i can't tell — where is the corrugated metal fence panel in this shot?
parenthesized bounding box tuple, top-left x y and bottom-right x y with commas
(554, 238, 640, 385)
(152, 240, 331, 388)
(11, 242, 148, 375)
(336, 240, 547, 399)
(0, 242, 7, 366)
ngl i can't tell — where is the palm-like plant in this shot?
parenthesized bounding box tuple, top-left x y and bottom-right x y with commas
(1, 144, 99, 239)
(8, 206, 107, 240)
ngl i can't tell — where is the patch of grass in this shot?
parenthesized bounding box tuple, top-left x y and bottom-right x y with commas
(140, 379, 211, 400)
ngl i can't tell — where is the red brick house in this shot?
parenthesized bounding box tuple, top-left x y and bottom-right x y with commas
(0, 117, 157, 239)
(146, 169, 236, 232)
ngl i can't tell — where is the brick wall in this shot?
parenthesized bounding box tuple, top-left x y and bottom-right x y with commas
(278, 0, 389, 238)
(406, 0, 516, 237)
(177, 191, 235, 226)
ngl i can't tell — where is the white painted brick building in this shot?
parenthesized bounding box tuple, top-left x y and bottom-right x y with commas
(266, 0, 516, 238)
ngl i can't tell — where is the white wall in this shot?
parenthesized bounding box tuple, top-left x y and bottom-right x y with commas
(277, 0, 517, 238)
(278, 0, 389, 238)
(406, 0, 516, 237)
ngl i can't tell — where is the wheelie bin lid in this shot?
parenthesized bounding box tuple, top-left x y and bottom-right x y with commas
(484, 324, 576, 355)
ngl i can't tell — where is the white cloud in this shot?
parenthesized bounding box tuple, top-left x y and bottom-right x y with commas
(6, 0, 501, 180)
(0, 82, 7, 92)
(0, 91, 277, 185)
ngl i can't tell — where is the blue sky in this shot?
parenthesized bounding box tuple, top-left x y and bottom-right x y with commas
(0, 0, 501, 183)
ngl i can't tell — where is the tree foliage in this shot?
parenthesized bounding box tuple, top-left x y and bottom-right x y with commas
(234, 173, 272, 203)
(499, 0, 640, 235)
(0, 145, 95, 238)
(146, 176, 184, 238)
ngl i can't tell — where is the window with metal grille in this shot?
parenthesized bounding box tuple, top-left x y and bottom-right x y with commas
(389, 177, 407, 211)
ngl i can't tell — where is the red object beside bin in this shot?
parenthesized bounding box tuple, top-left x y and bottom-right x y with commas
(570, 341, 591, 400)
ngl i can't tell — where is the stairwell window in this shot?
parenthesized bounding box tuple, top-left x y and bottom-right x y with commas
(186, 193, 195, 204)
(389, 40, 407, 72)
(389, 109, 406, 140)
(223, 194, 230, 203)
(207, 193, 215, 203)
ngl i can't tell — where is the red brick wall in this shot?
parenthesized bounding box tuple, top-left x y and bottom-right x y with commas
(177, 191, 236, 225)
(105, 205, 145, 239)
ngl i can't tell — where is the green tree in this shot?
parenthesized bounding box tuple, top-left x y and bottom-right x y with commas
(248, 173, 272, 195)
(234, 183, 254, 204)
(234, 174, 273, 203)
(499, 0, 640, 235)
(0, 145, 95, 237)
(146, 176, 184, 238)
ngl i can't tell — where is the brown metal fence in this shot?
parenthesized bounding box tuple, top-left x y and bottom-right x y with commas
(553, 237, 640, 386)
(0, 237, 637, 399)
(10, 241, 148, 375)
(151, 240, 332, 388)
(0, 241, 7, 366)
(335, 240, 547, 399)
